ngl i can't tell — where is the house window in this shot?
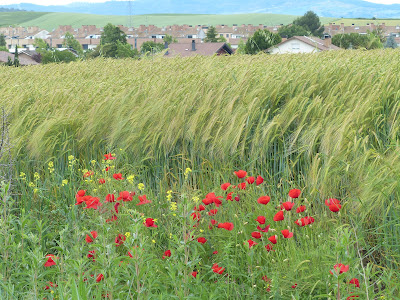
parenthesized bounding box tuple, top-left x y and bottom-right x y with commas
(226, 34, 229, 37)
(151, 35, 156, 38)
(82, 44, 88, 50)
(187, 35, 193, 38)
(220, 34, 223, 37)
(56, 44, 63, 48)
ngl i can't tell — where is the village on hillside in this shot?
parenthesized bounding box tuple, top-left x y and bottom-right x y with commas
(0, 20, 399, 65)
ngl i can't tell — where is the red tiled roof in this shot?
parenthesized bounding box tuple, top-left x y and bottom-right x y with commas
(165, 42, 232, 57)
(0, 51, 39, 65)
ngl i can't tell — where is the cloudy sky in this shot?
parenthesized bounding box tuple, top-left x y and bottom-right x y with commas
(1, 0, 400, 5)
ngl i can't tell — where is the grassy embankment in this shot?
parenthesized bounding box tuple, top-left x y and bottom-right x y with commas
(0, 51, 399, 298)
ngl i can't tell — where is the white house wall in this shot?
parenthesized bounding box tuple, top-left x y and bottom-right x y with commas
(270, 40, 321, 54)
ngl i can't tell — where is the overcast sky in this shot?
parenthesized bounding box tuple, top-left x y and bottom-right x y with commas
(2, 0, 400, 6)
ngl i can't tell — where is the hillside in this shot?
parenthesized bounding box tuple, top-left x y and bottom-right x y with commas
(0, 11, 49, 27)
(1, 12, 337, 30)
(4, 0, 400, 18)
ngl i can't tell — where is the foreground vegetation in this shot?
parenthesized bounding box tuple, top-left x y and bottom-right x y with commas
(0, 50, 399, 298)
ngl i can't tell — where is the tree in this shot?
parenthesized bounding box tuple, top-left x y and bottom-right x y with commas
(235, 39, 246, 54)
(115, 40, 140, 58)
(99, 23, 128, 58)
(34, 38, 50, 54)
(13, 45, 19, 67)
(278, 24, 309, 38)
(293, 11, 324, 37)
(0, 34, 6, 47)
(164, 34, 177, 44)
(41, 50, 77, 64)
(0, 46, 8, 52)
(140, 41, 164, 54)
(244, 29, 281, 54)
(385, 35, 398, 49)
(63, 32, 83, 57)
(331, 32, 382, 50)
(205, 26, 219, 42)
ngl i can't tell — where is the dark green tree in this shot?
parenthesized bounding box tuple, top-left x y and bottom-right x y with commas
(385, 35, 398, 49)
(0, 34, 6, 47)
(99, 23, 127, 58)
(34, 38, 50, 55)
(293, 11, 324, 37)
(205, 26, 219, 42)
(332, 32, 382, 50)
(41, 50, 77, 64)
(13, 45, 19, 67)
(116, 40, 140, 58)
(244, 29, 282, 54)
(6, 56, 13, 66)
(63, 32, 84, 57)
(140, 41, 164, 54)
(278, 24, 309, 38)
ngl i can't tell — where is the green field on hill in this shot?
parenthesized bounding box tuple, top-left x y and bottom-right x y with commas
(0, 11, 49, 27)
(333, 18, 400, 26)
(0, 11, 338, 30)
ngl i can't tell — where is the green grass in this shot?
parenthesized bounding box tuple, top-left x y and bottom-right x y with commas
(332, 18, 400, 26)
(0, 11, 49, 27)
(0, 51, 399, 297)
(0, 11, 337, 30)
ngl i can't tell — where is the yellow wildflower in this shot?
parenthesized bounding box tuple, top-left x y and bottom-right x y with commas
(28, 182, 35, 187)
(192, 196, 200, 202)
(91, 160, 96, 165)
(33, 188, 39, 194)
(184, 167, 192, 178)
(138, 183, 145, 191)
(127, 175, 135, 184)
(61, 179, 68, 186)
(152, 239, 156, 243)
(34, 172, 40, 181)
(125, 232, 131, 238)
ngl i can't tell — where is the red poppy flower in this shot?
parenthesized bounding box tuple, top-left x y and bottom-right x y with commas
(83, 171, 94, 178)
(268, 235, 277, 244)
(257, 196, 271, 205)
(296, 205, 306, 213)
(105, 166, 110, 172)
(113, 173, 124, 180)
(137, 194, 152, 205)
(202, 193, 223, 206)
(234, 170, 247, 178)
(237, 182, 246, 190)
(106, 215, 117, 223)
(330, 263, 349, 275)
(105, 194, 115, 202)
(251, 232, 262, 239)
(104, 153, 116, 160)
(114, 202, 120, 214)
(246, 176, 255, 184)
(221, 182, 231, 190)
(292, 283, 297, 289)
(265, 244, 274, 251)
(83, 197, 103, 210)
(116, 191, 132, 201)
(226, 192, 233, 201)
(88, 250, 96, 261)
(191, 212, 201, 221)
(76, 190, 86, 197)
(212, 263, 225, 275)
(197, 237, 207, 244)
(295, 216, 315, 227)
(191, 271, 197, 278)
(194, 205, 205, 211)
(273, 210, 284, 221)
(96, 274, 104, 282)
(44, 281, 57, 290)
(213, 251, 218, 254)
(256, 175, 264, 185)
(281, 229, 293, 238)
(262, 275, 271, 283)
(162, 250, 171, 259)
(98, 178, 105, 184)
(85, 231, 98, 243)
(209, 219, 217, 229)
(349, 278, 360, 288)
(144, 218, 158, 228)
(217, 222, 234, 231)
(234, 195, 240, 201)
(282, 202, 295, 211)
(256, 216, 266, 224)
(44, 257, 56, 267)
(288, 189, 301, 198)
(115, 234, 126, 246)
(247, 239, 258, 248)
(208, 209, 218, 216)
(257, 225, 270, 233)
(325, 198, 341, 212)
(346, 295, 359, 300)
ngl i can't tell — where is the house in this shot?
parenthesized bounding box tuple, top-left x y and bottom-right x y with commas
(164, 40, 234, 57)
(268, 36, 341, 54)
(0, 51, 39, 65)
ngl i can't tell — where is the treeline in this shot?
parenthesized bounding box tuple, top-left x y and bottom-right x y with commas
(0, 7, 26, 12)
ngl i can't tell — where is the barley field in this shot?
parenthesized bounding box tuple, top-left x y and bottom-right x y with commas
(0, 50, 399, 299)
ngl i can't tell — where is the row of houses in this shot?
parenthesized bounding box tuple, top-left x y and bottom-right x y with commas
(1, 22, 400, 54)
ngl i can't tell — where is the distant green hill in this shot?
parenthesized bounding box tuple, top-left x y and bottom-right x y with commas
(0, 11, 49, 27)
(0, 11, 337, 30)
